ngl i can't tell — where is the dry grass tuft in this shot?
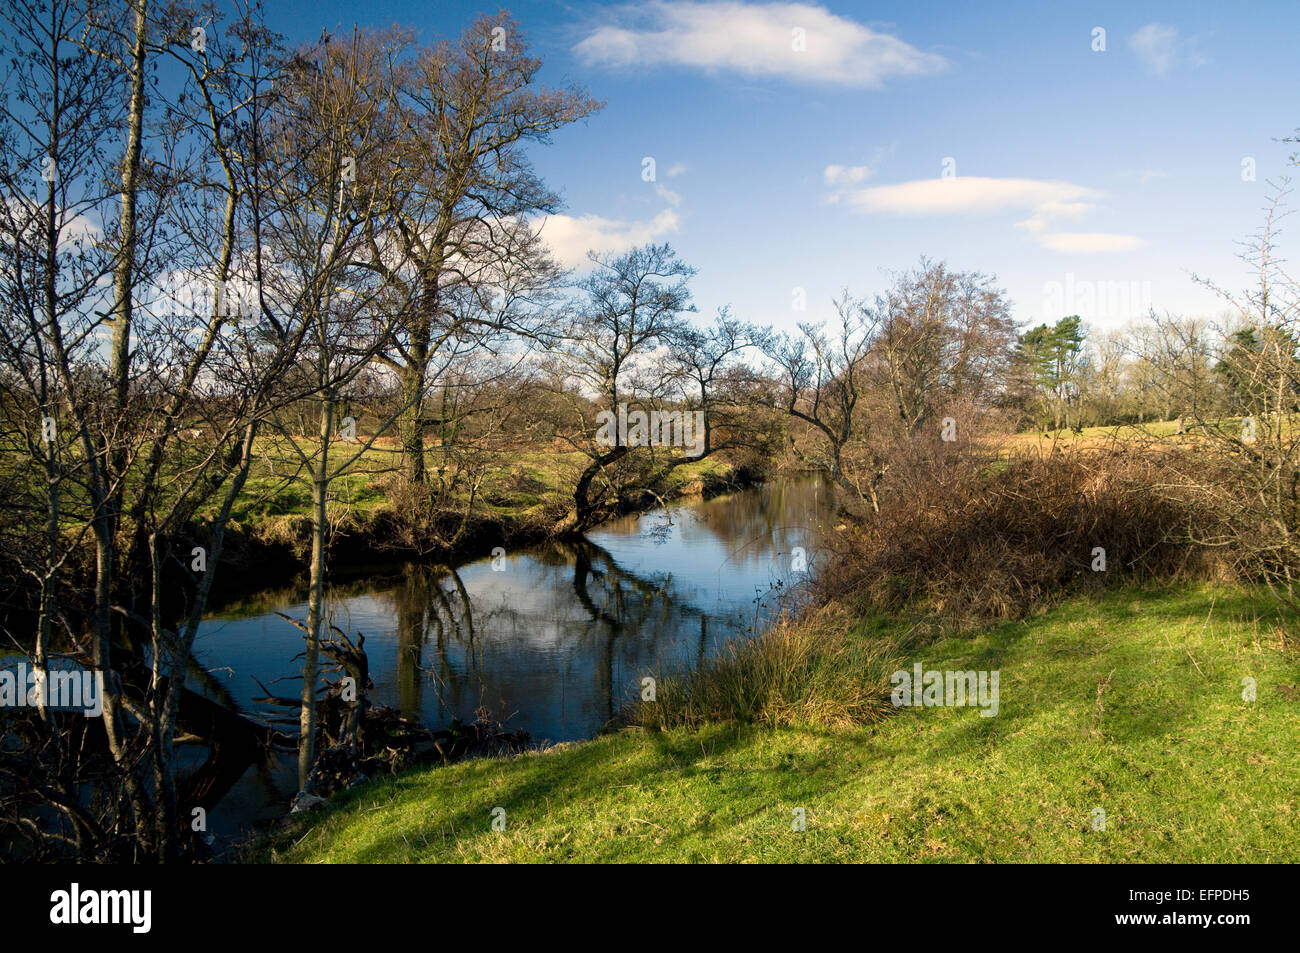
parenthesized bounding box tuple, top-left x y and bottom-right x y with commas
(632, 602, 909, 731)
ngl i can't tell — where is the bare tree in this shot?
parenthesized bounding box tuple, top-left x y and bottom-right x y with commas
(764, 292, 884, 510)
(873, 259, 1017, 434)
(0, 0, 322, 860)
(252, 30, 412, 789)
(1131, 314, 1219, 427)
(669, 307, 772, 460)
(1179, 182, 1300, 606)
(548, 243, 701, 533)
(366, 15, 600, 484)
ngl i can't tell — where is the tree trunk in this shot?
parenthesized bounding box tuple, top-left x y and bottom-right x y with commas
(107, 0, 149, 523)
(299, 400, 333, 788)
(399, 364, 425, 484)
(35, 455, 58, 729)
(398, 269, 437, 484)
(559, 446, 629, 535)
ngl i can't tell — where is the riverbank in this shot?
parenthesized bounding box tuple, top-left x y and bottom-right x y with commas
(206, 452, 756, 605)
(256, 583, 1300, 862)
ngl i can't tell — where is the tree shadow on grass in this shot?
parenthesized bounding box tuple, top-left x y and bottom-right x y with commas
(307, 719, 885, 863)
(323, 725, 754, 862)
(283, 585, 1296, 862)
(905, 584, 1291, 764)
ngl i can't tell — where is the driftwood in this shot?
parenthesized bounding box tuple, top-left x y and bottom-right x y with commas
(301, 711, 532, 799)
(254, 619, 531, 806)
(320, 625, 369, 753)
(267, 617, 374, 755)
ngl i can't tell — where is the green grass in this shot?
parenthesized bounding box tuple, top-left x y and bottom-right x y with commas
(260, 583, 1299, 863)
(1008, 414, 1296, 446)
(224, 442, 735, 527)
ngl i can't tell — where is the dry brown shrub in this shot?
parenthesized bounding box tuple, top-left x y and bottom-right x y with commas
(818, 440, 1226, 623)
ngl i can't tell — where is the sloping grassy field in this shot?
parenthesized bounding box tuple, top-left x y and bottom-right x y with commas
(262, 584, 1299, 863)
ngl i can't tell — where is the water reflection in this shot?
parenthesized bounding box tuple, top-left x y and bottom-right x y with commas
(196, 477, 830, 830)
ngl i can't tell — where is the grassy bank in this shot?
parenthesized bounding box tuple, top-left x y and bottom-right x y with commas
(205, 450, 744, 597)
(260, 583, 1299, 863)
(229, 445, 741, 527)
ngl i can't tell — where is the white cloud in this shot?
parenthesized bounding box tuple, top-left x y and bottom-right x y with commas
(538, 209, 680, 268)
(58, 213, 102, 248)
(823, 164, 871, 187)
(574, 1, 947, 88)
(825, 175, 1142, 254)
(1128, 23, 1176, 76)
(1128, 23, 1205, 78)
(1017, 198, 1096, 235)
(3, 196, 103, 251)
(665, 162, 689, 178)
(836, 176, 1096, 216)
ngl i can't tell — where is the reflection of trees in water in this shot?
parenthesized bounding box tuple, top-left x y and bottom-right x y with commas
(670, 476, 833, 577)
(562, 538, 685, 724)
(389, 563, 477, 716)
(374, 479, 832, 731)
(385, 536, 725, 728)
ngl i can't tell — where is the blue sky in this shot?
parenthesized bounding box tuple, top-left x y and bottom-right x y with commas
(261, 0, 1300, 334)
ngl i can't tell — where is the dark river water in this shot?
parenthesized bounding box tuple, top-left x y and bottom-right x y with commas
(194, 476, 832, 842)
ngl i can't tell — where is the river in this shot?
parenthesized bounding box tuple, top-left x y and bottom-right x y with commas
(193, 476, 833, 844)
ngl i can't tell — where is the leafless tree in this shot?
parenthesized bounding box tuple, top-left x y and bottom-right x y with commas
(364, 15, 600, 483)
(249, 29, 415, 789)
(547, 243, 706, 533)
(872, 259, 1017, 435)
(764, 292, 885, 510)
(1176, 182, 1300, 607)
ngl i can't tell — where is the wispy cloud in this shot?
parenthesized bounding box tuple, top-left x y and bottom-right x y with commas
(825, 175, 1142, 254)
(823, 164, 871, 188)
(655, 183, 683, 206)
(1128, 23, 1206, 78)
(834, 176, 1094, 216)
(574, 1, 947, 88)
(539, 209, 680, 268)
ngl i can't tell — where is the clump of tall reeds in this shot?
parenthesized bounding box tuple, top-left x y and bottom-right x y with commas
(631, 603, 910, 730)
